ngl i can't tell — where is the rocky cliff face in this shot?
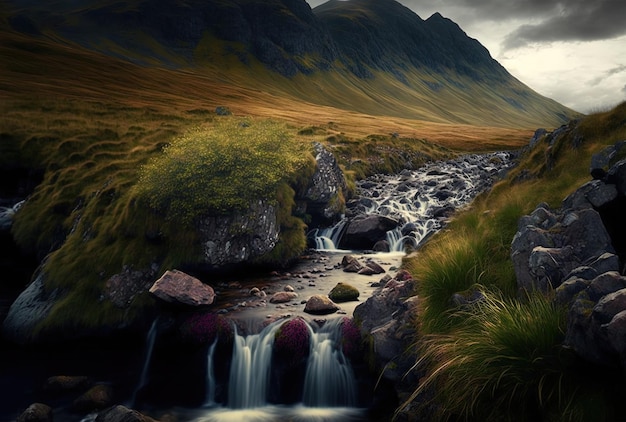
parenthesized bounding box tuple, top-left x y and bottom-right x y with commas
(315, 0, 507, 81)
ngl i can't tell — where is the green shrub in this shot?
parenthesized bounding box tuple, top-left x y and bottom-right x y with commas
(134, 117, 313, 221)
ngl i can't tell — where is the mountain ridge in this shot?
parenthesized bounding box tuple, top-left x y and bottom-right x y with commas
(3, 0, 579, 128)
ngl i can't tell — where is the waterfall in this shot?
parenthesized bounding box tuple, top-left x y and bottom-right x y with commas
(313, 219, 347, 250)
(227, 321, 284, 409)
(204, 339, 218, 407)
(302, 319, 357, 407)
(130, 319, 158, 407)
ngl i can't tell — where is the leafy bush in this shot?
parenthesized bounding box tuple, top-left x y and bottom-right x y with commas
(134, 117, 314, 221)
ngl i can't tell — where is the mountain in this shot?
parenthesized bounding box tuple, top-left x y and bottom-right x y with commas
(2, 0, 578, 128)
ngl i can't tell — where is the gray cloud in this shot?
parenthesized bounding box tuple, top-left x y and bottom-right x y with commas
(502, 0, 626, 50)
(308, 1, 626, 50)
(589, 65, 626, 86)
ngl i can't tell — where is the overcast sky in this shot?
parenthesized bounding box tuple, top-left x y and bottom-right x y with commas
(306, 0, 626, 113)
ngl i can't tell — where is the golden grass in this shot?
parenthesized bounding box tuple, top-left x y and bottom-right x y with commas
(0, 27, 539, 151)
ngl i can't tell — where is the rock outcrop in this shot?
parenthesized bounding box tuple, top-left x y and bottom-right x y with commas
(301, 142, 348, 225)
(197, 199, 279, 268)
(511, 148, 626, 370)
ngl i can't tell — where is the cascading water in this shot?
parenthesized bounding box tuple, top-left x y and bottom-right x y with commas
(129, 318, 158, 407)
(189, 318, 364, 421)
(312, 219, 347, 250)
(227, 321, 284, 409)
(314, 152, 515, 253)
(303, 319, 357, 407)
(204, 339, 218, 407)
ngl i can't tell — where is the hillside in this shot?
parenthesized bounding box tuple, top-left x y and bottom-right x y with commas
(2, 0, 579, 129)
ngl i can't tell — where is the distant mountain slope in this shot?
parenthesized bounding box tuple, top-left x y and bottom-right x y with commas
(3, 0, 579, 128)
(314, 0, 506, 81)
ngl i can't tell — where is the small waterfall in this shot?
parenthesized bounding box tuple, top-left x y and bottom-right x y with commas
(303, 319, 357, 407)
(204, 339, 218, 407)
(313, 219, 347, 250)
(227, 321, 284, 409)
(130, 319, 158, 407)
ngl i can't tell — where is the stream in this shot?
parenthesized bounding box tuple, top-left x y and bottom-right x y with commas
(1, 151, 516, 421)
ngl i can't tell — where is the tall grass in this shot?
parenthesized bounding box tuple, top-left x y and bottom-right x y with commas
(403, 290, 574, 421)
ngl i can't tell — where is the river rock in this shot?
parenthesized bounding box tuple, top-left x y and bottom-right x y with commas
(304, 295, 340, 315)
(149, 269, 215, 306)
(328, 282, 360, 302)
(340, 214, 398, 250)
(341, 255, 363, 273)
(16, 403, 53, 422)
(269, 291, 299, 303)
(95, 405, 156, 422)
(72, 383, 113, 413)
(44, 375, 93, 394)
(104, 264, 159, 308)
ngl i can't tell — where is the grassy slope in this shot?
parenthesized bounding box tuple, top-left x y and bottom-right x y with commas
(0, 25, 541, 150)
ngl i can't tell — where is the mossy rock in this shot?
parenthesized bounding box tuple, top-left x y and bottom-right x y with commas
(329, 282, 360, 303)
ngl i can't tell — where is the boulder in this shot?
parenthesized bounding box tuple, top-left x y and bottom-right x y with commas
(302, 143, 348, 224)
(269, 291, 299, 304)
(328, 282, 360, 302)
(304, 295, 340, 315)
(16, 403, 53, 422)
(2, 273, 60, 344)
(340, 214, 398, 250)
(149, 269, 215, 306)
(197, 199, 279, 268)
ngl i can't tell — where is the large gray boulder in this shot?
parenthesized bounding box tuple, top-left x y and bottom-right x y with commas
(511, 206, 614, 292)
(2, 272, 59, 344)
(197, 199, 278, 268)
(301, 142, 348, 224)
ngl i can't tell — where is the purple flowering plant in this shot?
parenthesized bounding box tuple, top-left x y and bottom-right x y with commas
(274, 317, 311, 364)
(179, 312, 232, 344)
(341, 317, 362, 358)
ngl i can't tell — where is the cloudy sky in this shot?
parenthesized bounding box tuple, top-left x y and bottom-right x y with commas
(306, 0, 626, 113)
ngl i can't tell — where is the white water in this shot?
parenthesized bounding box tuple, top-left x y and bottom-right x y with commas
(204, 338, 218, 407)
(312, 219, 347, 251)
(130, 319, 158, 407)
(191, 318, 363, 421)
(303, 319, 357, 407)
(227, 321, 284, 409)
(314, 152, 514, 252)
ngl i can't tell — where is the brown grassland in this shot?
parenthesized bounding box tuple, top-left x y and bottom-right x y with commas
(0, 28, 537, 151)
